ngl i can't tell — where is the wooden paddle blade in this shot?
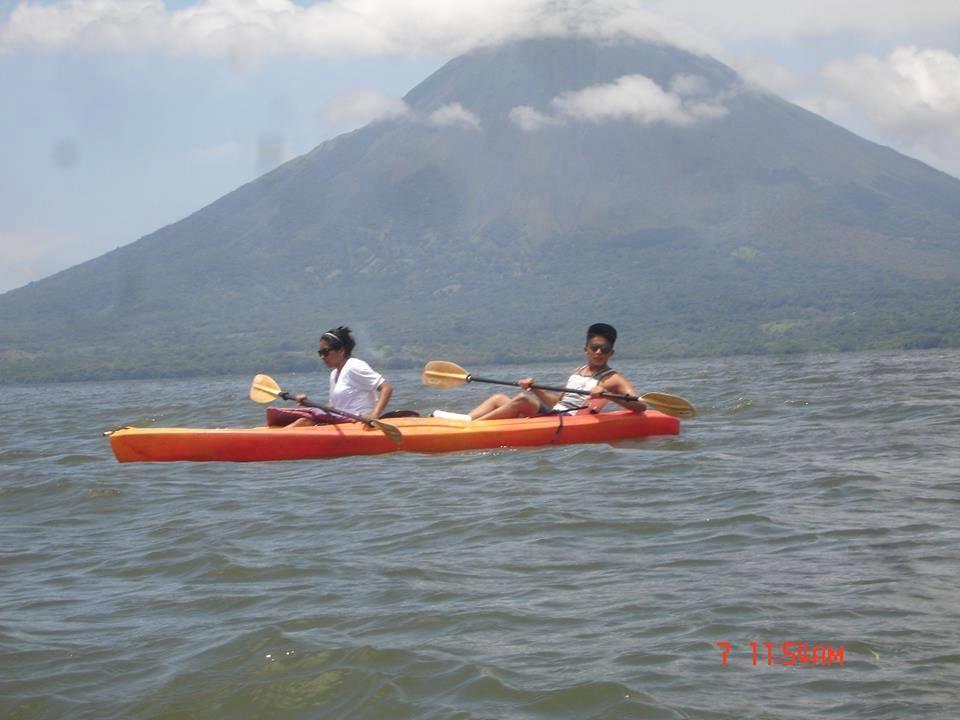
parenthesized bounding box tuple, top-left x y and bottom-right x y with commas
(639, 391, 697, 419)
(371, 420, 404, 444)
(249, 374, 282, 404)
(422, 360, 470, 388)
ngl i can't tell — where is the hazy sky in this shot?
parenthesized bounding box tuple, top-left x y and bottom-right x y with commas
(2, 0, 959, 294)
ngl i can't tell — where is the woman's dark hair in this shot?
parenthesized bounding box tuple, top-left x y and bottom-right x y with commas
(587, 323, 617, 346)
(321, 326, 356, 355)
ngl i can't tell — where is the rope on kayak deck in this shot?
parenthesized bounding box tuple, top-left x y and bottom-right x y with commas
(550, 406, 601, 439)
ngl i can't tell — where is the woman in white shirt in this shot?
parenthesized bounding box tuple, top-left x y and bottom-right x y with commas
(287, 326, 393, 427)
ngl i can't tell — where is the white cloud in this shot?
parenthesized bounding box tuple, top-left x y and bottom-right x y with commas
(734, 56, 803, 95)
(321, 92, 475, 133)
(0, 0, 720, 60)
(0, 0, 166, 52)
(321, 90, 411, 129)
(782, 45, 960, 177)
(669, 73, 708, 96)
(553, 74, 692, 125)
(428, 102, 481, 129)
(648, 0, 960, 38)
(682, 99, 729, 121)
(511, 73, 729, 129)
(4, 1, 960, 67)
(509, 105, 560, 130)
(820, 46, 960, 143)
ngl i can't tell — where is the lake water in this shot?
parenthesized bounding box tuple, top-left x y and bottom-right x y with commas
(2, 349, 959, 719)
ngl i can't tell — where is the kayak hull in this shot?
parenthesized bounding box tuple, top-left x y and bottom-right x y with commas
(108, 410, 680, 463)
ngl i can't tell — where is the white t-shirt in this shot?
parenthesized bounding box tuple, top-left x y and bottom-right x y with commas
(329, 357, 386, 417)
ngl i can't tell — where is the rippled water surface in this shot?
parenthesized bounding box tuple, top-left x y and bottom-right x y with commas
(2, 350, 959, 719)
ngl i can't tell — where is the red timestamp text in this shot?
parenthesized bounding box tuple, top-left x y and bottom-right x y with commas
(716, 641, 844, 667)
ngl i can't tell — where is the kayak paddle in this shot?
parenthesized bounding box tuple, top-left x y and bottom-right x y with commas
(421, 360, 697, 419)
(249, 374, 403, 443)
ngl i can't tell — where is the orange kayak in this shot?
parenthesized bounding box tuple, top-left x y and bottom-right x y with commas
(108, 410, 680, 463)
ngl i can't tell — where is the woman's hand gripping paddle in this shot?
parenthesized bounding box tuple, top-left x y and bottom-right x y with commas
(249, 374, 403, 443)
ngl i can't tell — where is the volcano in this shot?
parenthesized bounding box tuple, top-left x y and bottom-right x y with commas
(2, 36, 959, 382)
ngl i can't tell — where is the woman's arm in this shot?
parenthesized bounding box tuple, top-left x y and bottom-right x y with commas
(371, 380, 393, 418)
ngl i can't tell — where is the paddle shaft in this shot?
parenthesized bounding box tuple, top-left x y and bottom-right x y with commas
(280, 392, 382, 428)
(467, 375, 641, 403)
